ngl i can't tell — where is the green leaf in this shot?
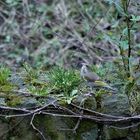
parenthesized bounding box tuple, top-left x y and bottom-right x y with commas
(71, 89, 78, 96)
(122, 28, 128, 36)
(37, 4, 48, 13)
(130, 15, 140, 22)
(119, 40, 128, 50)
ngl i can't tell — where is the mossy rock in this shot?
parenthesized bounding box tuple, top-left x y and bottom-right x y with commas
(104, 125, 129, 140)
(102, 94, 130, 116)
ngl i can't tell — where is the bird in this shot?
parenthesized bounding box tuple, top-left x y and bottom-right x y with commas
(80, 63, 116, 91)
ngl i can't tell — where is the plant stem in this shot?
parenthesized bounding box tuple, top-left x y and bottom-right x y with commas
(126, 15, 131, 76)
(122, 0, 131, 77)
(118, 38, 128, 73)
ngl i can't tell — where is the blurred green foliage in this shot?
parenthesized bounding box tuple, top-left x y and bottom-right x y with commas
(0, 0, 140, 112)
(0, 66, 14, 91)
(48, 67, 81, 96)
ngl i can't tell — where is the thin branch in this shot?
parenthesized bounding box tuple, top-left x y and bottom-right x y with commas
(30, 113, 47, 140)
(109, 122, 140, 130)
(0, 106, 30, 112)
(70, 103, 124, 119)
(73, 117, 82, 133)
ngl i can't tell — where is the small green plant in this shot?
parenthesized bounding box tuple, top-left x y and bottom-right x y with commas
(105, 0, 140, 114)
(28, 85, 49, 96)
(0, 66, 11, 85)
(22, 63, 40, 82)
(22, 63, 48, 86)
(22, 63, 49, 95)
(48, 67, 81, 103)
(0, 66, 13, 91)
(105, 0, 133, 77)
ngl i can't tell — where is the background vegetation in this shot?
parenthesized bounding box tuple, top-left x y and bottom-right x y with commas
(0, 0, 140, 113)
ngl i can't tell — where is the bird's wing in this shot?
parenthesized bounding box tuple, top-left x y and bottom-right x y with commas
(83, 72, 100, 82)
(94, 81, 117, 92)
(94, 81, 108, 86)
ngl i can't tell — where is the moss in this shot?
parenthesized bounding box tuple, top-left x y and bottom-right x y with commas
(6, 96, 22, 107)
(0, 66, 15, 92)
(35, 115, 68, 140)
(104, 126, 129, 140)
(75, 120, 98, 140)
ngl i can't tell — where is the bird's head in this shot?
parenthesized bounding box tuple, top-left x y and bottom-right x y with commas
(81, 62, 90, 67)
(80, 62, 100, 81)
(80, 63, 90, 77)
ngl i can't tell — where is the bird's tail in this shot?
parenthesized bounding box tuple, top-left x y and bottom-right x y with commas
(94, 80, 118, 93)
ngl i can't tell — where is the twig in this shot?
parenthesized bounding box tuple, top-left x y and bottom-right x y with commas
(70, 103, 124, 119)
(1, 101, 140, 128)
(109, 122, 140, 130)
(0, 106, 30, 112)
(73, 117, 81, 133)
(30, 113, 47, 140)
(0, 99, 57, 118)
(41, 112, 81, 118)
(56, 105, 77, 115)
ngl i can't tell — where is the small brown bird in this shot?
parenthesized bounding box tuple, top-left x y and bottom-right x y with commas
(80, 63, 100, 82)
(80, 63, 116, 91)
